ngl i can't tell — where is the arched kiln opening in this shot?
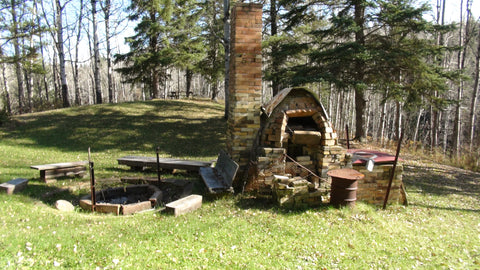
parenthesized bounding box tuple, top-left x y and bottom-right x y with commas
(285, 115, 322, 159)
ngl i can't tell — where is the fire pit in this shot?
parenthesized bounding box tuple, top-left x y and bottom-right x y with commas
(79, 184, 162, 215)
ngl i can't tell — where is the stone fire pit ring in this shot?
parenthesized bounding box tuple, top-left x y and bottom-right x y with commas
(79, 184, 162, 215)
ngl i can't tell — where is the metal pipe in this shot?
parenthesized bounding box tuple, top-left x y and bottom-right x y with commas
(88, 147, 96, 212)
(156, 147, 161, 183)
(383, 131, 403, 210)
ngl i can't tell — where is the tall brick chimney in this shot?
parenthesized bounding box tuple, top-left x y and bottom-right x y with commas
(226, 3, 263, 189)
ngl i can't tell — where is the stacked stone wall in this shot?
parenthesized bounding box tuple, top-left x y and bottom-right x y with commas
(353, 163, 404, 205)
(273, 176, 324, 208)
(245, 147, 286, 194)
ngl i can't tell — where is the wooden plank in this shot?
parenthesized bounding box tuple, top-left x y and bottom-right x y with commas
(122, 201, 153, 215)
(95, 203, 121, 215)
(292, 130, 321, 145)
(199, 167, 228, 192)
(30, 161, 88, 170)
(0, 178, 29, 195)
(217, 152, 239, 187)
(149, 191, 163, 206)
(165, 195, 202, 216)
(199, 151, 238, 194)
(117, 156, 212, 172)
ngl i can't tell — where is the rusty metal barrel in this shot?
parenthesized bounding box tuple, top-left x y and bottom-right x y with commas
(327, 168, 364, 208)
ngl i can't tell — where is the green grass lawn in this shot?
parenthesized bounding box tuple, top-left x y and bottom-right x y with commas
(0, 99, 479, 269)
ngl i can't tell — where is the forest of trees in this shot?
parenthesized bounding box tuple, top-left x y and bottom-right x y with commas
(0, 0, 479, 157)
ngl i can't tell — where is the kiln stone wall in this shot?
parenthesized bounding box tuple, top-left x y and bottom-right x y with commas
(245, 147, 286, 194)
(353, 163, 404, 205)
(226, 3, 263, 188)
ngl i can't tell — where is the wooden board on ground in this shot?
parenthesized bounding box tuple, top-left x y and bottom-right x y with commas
(117, 156, 212, 172)
(165, 194, 202, 216)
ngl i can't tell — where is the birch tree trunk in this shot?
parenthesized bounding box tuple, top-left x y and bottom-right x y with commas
(72, 0, 84, 105)
(430, 0, 446, 151)
(22, 31, 33, 113)
(56, 0, 70, 108)
(394, 101, 402, 141)
(453, 0, 472, 156)
(442, 111, 449, 154)
(468, 24, 480, 151)
(23, 3, 33, 112)
(11, 0, 25, 114)
(52, 50, 60, 102)
(102, 0, 114, 103)
(91, 0, 102, 104)
(23, 67, 33, 113)
(34, 0, 49, 103)
(1, 62, 12, 114)
(413, 108, 423, 143)
(379, 97, 387, 146)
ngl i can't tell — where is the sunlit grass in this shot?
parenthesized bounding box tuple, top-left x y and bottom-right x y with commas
(0, 99, 479, 269)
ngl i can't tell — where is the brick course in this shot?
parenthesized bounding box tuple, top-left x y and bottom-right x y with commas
(227, 4, 263, 188)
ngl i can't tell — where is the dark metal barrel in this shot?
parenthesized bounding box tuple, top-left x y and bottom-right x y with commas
(328, 168, 364, 208)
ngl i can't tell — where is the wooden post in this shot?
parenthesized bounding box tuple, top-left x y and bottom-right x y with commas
(346, 124, 350, 149)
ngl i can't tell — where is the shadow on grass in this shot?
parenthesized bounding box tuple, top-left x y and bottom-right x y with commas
(5, 100, 226, 158)
(21, 180, 87, 206)
(403, 164, 480, 212)
(405, 202, 480, 213)
(234, 195, 333, 215)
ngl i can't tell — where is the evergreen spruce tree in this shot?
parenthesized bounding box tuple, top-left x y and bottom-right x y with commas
(115, 0, 173, 99)
(276, 0, 455, 141)
(116, 0, 204, 99)
(170, 0, 205, 98)
(198, 0, 224, 100)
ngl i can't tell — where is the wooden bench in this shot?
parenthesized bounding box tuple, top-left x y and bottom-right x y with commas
(168, 91, 179, 99)
(117, 156, 212, 172)
(30, 161, 88, 182)
(199, 151, 239, 194)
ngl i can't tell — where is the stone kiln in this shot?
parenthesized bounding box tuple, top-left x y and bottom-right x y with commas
(226, 3, 404, 207)
(245, 87, 347, 198)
